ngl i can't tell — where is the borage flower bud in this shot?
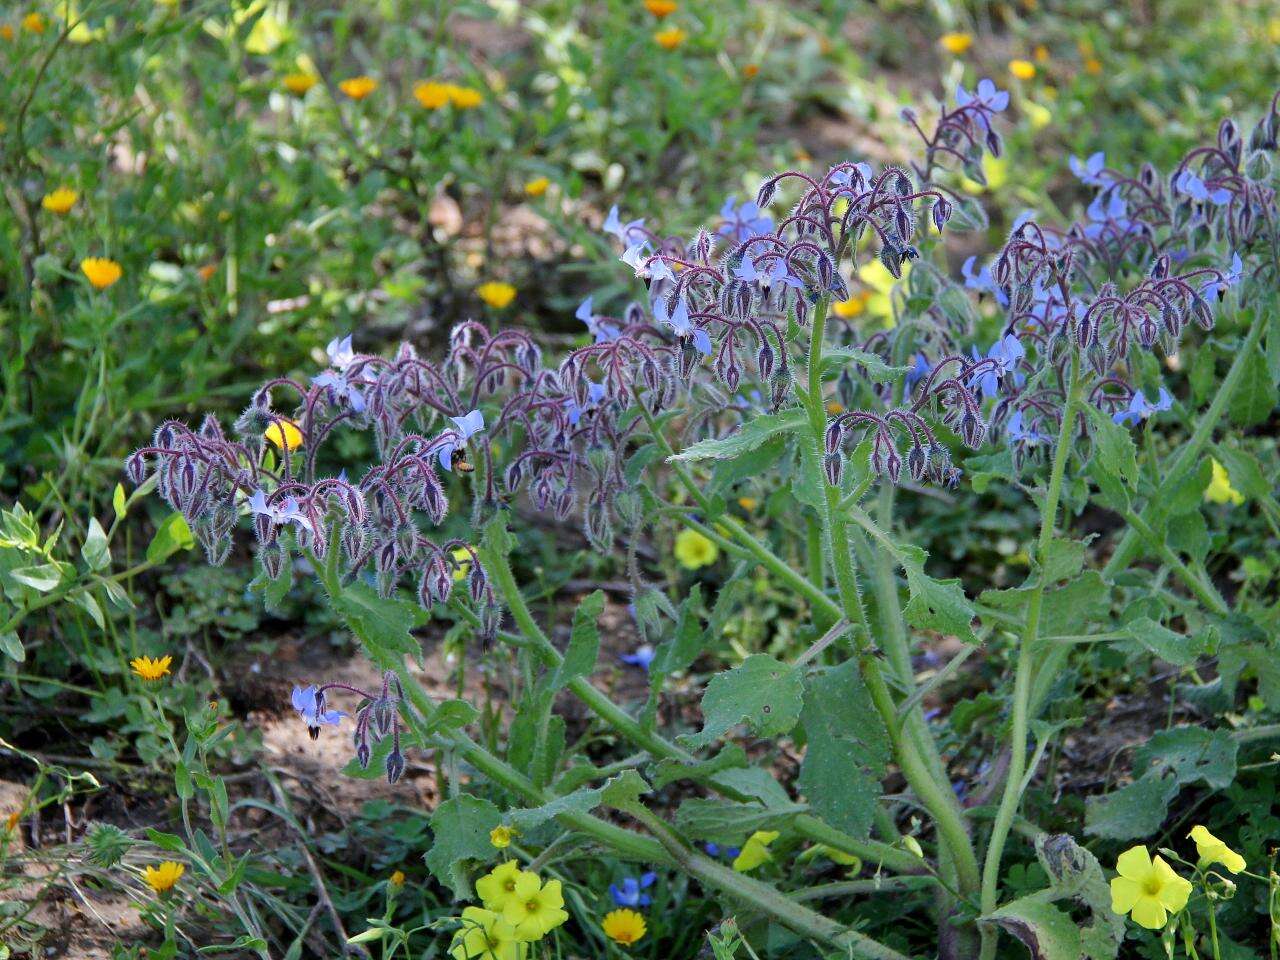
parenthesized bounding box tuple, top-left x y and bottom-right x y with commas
(908, 443, 929, 483)
(959, 411, 985, 449)
(824, 420, 844, 455)
(823, 453, 843, 487)
(468, 562, 489, 605)
(385, 749, 406, 784)
(757, 342, 775, 380)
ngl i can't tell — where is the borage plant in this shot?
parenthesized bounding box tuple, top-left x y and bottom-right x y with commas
(126, 85, 1280, 959)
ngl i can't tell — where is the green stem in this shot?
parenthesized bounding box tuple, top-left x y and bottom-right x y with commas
(1122, 509, 1230, 615)
(803, 298, 980, 900)
(1104, 308, 1263, 576)
(978, 345, 1082, 950)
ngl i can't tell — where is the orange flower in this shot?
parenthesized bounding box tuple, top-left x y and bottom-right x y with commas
(653, 26, 686, 49)
(22, 12, 45, 33)
(197, 263, 217, 282)
(643, 0, 677, 17)
(1008, 59, 1036, 80)
(41, 187, 78, 214)
(338, 76, 377, 100)
(1084, 57, 1102, 75)
(81, 257, 122, 290)
(0, 25, 15, 41)
(282, 73, 318, 96)
(413, 81, 451, 109)
(742, 63, 759, 79)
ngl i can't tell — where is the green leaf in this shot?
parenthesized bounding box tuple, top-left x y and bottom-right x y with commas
(1123, 617, 1204, 667)
(669, 409, 807, 463)
(0, 630, 24, 662)
(1085, 405, 1138, 485)
(649, 584, 706, 677)
(1228, 347, 1277, 426)
(425, 795, 502, 899)
(983, 898, 1081, 960)
(685, 654, 804, 747)
(1213, 446, 1270, 499)
(9, 563, 65, 592)
(981, 572, 1110, 638)
(796, 659, 889, 839)
(652, 745, 748, 790)
(551, 591, 604, 690)
(600, 769, 650, 815)
(903, 559, 976, 643)
(707, 436, 788, 498)
(112, 483, 128, 520)
(331, 581, 428, 672)
(71, 591, 105, 630)
(1189, 340, 1217, 405)
(820, 346, 907, 384)
(1084, 772, 1178, 840)
(508, 785, 606, 833)
(82, 518, 110, 571)
(146, 828, 187, 852)
(1133, 726, 1237, 790)
(674, 798, 806, 842)
(145, 512, 194, 565)
(1038, 538, 1085, 583)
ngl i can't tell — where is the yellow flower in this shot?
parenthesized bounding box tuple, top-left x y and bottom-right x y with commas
(282, 72, 317, 95)
(1084, 57, 1103, 75)
(501, 873, 568, 941)
(41, 187, 78, 214)
(523, 177, 550, 197)
(857, 256, 911, 325)
(796, 843, 861, 869)
(733, 830, 779, 872)
(1033, 44, 1050, 63)
(737, 496, 758, 511)
(264, 418, 304, 451)
(22, 11, 45, 33)
(654, 26, 687, 49)
(1008, 59, 1036, 80)
(939, 32, 973, 55)
(477, 282, 516, 309)
(130, 655, 173, 681)
(414, 81, 452, 109)
(832, 291, 870, 318)
(1205, 458, 1244, 506)
(450, 906, 526, 960)
(143, 861, 185, 894)
(339, 76, 377, 100)
(490, 825, 515, 849)
(476, 860, 534, 914)
(0, 24, 13, 40)
(5, 810, 20, 832)
(674, 529, 718, 570)
(644, 0, 677, 17)
(80, 257, 122, 290)
(742, 63, 759, 79)
(448, 85, 484, 109)
(825, 400, 844, 415)
(1189, 825, 1246, 874)
(389, 870, 406, 887)
(602, 908, 647, 945)
(1109, 845, 1192, 930)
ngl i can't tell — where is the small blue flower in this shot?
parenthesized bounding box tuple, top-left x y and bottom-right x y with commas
(565, 381, 608, 426)
(312, 370, 366, 413)
(1174, 169, 1231, 206)
(1006, 410, 1048, 446)
(902, 352, 932, 401)
(1068, 152, 1111, 188)
(956, 78, 1009, 113)
(717, 196, 773, 242)
(437, 410, 485, 471)
(961, 257, 1008, 306)
(326, 334, 356, 369)
(291, 685, 346, 735)
(621, 242, 649, 277)
(1112, 388, 1173, 426)
(608, 873, 657, 908)
(1084, 191, 1133, 238)
(620, 644, 656, 671)
(248, 489, 313, 533)
(704, 842, 740, 859)
(577, 296, 620, 343)
(604, 205, 645, 244)
(971, 335, 1024, 399)
(1200, 253, 1243, 300)
(654, 295, 712, 355)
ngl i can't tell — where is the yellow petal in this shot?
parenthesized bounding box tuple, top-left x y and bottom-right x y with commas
(1109, 876, 1142, 914)
(1115, 845, 1152, 881)
(1128, 895, 1168, 930)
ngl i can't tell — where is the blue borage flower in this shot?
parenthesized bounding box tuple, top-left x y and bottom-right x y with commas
(1174, 169, 1232, 206)
(704, 842, 741, 860)
(1069, 151, 1112, 187)
(717, 196, 773, 242)
(436, 409, 486, 472)
(1112, 388, 1173, 426)
(609, 872, 657, 908)
(291, 685, 347, 738)
(620, 644, 656, 671)
(291, 673, 407, 781)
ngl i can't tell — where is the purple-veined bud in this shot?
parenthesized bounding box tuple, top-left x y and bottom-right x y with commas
(756, 177, 777, 209)
(959, 412, 985, 449)
(468, 562, 488, 605)
(894, 204, 911, 242)
(385, 749, 405, 784)
(824, 420, 844, 455)
(757, 342, 775, 380)
(125, 451, 148, 485)
(377, 540, 398, 576)
(986, 128, 1002, 158)
(884, 443, 903, 484)
(374, 699, 394, 738)
(693, 228, 713, 263)
(505, 459, 525, 494)
(356, 738, 371, 769)
(932, 197, 952, 233)
(879, 246, 902, 279)
(908, 443, 929, 483)
(555, 490, 574, 521)
(823, 452, 843, 487)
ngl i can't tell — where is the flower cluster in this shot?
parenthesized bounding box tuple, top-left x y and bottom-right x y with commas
(290, 671, 406, 784)
(449, 861, 569, 959)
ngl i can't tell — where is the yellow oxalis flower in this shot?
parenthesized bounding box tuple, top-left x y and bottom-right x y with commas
(939, 32, 973, 55)
(81, 257, 122, 290)
(523, 177, 550, 197)
(733, 830, 780, 872)
(477, 282, 516, 309)
(832, 290, 871, 319)
(1008, 59, 1036, 80)
(450, 906, 527, 960)
(448, 85, 484, 109)
(1109, 845, 1192, 930)
(1189, 825, 1246, 874)
(282, 72, 317, 95)
(1205, 458, 1244, 505)
(338, 76, 377, 100)
(130, 655, 173, 681)
(602, 908, 647, 945)
(264, 418, 304, 451)
(674, 529, 718, 570)
(42, 187, 78, 214)
(960, 151, 1008, 195)
(501, 873, 568, 941)
(143, 861, 185, 893)
(476, 860, 534, 913)
(644, 0, 677, 17)
(490, 825, 515, 849)
(654, 26, 686, 49)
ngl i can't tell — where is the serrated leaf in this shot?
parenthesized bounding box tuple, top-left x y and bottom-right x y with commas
(1133, 726, 1237, 790)
(796, 659, 888, 839)
(600, 769, 650, 814)
(670, 409, 807, 463)
(508, 785, 606, 833)
(1084, 405, 1137, 485)
(551, 591, 604, 690)
(821, 346, 907, 383)
(1213, 446, 1270, 499)
(425, 795, 502, 898)
(1123, 617, 1203, 667)
(903, 560, 976, 643)
(685, 654, 804, 747)
(331, 581, 428, 672)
